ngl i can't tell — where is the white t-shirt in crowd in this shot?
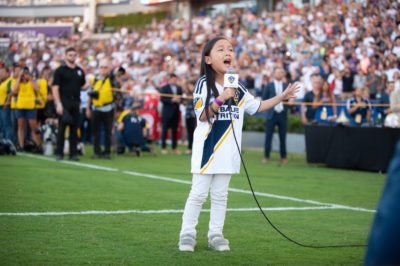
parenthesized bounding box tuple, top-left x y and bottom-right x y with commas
(386, 68, 400, 82)
(191, 76, 261, 174)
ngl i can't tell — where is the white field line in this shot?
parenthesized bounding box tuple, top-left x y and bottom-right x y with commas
(0, 206, 342, 217)
(20, 153, 376, 213)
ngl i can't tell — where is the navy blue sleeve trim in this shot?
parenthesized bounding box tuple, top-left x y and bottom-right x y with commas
(238, 81, 248, 93)
(194, 76, 206, 94)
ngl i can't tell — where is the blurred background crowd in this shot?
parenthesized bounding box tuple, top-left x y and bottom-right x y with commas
(0, 0, 399, 157)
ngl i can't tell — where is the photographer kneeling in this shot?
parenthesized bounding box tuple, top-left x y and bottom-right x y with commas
(86, 59, 117, 159)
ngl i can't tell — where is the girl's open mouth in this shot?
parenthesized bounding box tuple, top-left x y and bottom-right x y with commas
(223, 59, 231, 67)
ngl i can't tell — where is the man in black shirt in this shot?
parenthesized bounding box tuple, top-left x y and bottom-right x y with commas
(52, 47, 86, 161)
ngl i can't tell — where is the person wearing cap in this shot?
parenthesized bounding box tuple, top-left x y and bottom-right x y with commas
(116, 103, 147, 156)
(12, 66, 43, 152)
(86, 59, 115, 159)
(52, 47, 86, 161)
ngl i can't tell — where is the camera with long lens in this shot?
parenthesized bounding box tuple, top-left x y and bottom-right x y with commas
(22, 66, 30, 75)
(87, 89, 99, 99)
(115, 66, 126, 77)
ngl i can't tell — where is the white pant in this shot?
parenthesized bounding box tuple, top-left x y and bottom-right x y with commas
(179, 173, 232, 239)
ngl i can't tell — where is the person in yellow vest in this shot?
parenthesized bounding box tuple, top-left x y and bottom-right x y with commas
(0, 63, 21, 144)
(0, 66, 11, 139)
(12, 66, 42, 152)
(34, 67, 49, 127)
(86, 59, 115, 159)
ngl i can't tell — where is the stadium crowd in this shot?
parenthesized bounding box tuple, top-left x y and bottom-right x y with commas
(0, 0, 400, 157)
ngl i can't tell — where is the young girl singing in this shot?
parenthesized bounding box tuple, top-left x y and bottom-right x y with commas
(179, 36, 299, 252)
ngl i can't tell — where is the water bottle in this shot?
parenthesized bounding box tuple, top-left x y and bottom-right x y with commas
(321, 107, 328, 120)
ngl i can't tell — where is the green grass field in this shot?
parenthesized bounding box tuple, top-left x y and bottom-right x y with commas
(0, 147, 385, 265)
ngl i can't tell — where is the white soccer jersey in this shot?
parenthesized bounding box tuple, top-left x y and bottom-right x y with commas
(191, 76, 261, 174)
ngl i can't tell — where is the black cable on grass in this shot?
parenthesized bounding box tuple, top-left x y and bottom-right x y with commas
(227, 107, 367, 248)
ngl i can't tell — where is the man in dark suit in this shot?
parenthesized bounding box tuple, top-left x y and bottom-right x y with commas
(160, 73, 182, 154)
(262, 67, 289, 164)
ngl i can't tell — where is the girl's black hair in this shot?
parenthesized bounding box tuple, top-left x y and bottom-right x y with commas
(200, 36, 229, 124)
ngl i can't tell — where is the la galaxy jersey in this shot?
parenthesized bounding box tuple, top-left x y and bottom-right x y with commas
(191, 76, 261, 174)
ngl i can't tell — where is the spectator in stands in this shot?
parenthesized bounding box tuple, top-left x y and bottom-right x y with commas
(160, 73, 182, 155)
(387, 81, 400, 127)
(327, 68, 343, 99)
(12, 66, 42, 152)
(376, 74, 388, 96)
(346, 87, 372, 126)
(318, 80, 337, 123)
(393, 36, 400, 57)
(353, 66, 367, 93)
(375, 81, 391, 127)
(262, 67, 289, 164)
(342, 65, 355, 100)
(365, 64, 379, 99)
(2, 0, 400, 138)
(301, 74, 322, 125)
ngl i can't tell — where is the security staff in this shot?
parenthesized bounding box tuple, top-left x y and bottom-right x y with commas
(52, 47, 86, 161)
(86, 59, 114, 159)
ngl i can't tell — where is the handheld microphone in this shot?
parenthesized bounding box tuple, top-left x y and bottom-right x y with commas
(223, 67, 239, 109)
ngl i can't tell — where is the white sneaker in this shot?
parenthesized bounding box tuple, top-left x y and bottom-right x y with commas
(208, 234, 230, 251)
(178, 234, 196, 252)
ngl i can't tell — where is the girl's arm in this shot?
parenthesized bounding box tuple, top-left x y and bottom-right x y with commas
(257, 83, 300, 113)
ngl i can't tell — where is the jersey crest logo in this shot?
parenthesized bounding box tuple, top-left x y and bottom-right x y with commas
(194, 97, 203, 110)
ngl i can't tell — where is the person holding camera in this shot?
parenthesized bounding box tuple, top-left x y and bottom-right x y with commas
(86, 59, 115, 159)
(12, 66, 43, 152)
(52, 47, 86, 161)
(0, 63, 22, 145)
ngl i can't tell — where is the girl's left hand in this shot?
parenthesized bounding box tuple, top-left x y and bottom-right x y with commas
(282, 82, 301, 100)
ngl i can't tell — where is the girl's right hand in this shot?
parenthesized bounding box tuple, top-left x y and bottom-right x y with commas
(221, 88, 236, 101)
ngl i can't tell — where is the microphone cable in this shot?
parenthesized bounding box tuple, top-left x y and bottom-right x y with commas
(227, 105, 367, 249)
